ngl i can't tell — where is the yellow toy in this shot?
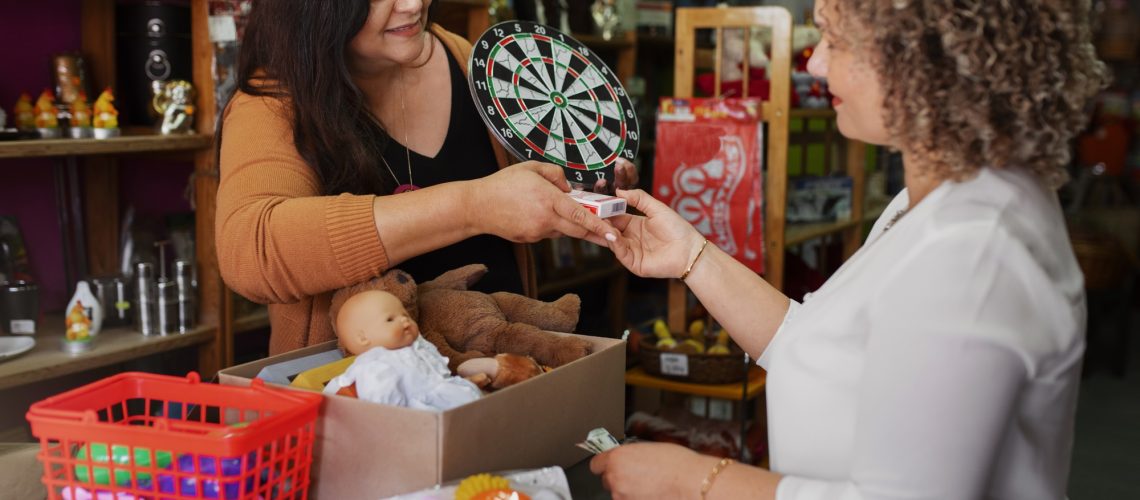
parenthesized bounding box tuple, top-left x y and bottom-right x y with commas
(33, 89, 59, 128)
(66, 301, 92, 342)
(93, 87, 119, 128)
(687, 319, 706, 337)
(14, 93, 35, 130)
(92, 88, 121, 139)
(70, 91, 92, 127)
(652, 319, 677, 349)
(707, 328, 732, 355)
(289, 356, 356, 392)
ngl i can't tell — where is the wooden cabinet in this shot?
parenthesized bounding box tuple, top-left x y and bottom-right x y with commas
(0, 0, 225, 391)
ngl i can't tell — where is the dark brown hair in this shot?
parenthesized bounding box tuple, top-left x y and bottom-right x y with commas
(825, 0, 1110, 187)
(222, 0, 434, 195)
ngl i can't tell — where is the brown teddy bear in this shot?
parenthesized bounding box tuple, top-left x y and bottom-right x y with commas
(329, 264, 592, 387)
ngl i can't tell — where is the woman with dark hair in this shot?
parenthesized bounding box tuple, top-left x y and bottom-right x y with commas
(589, 0, 1109, 498)
(216, 0, 630, 354)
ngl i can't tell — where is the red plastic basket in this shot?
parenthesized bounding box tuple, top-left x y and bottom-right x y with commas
(26, 372, 322, 500)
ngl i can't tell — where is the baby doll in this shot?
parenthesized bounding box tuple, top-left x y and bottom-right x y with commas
(324, 289, 488, 411)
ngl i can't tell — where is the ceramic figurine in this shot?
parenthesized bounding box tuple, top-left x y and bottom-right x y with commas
(66, 280, 104, 337)
(92, 87, 120, 139)
(66, 301, 92, 338)
(153, 80, 196, 135)
(14, 93, 36, 130)
(33, 90, 61, 138)
(69, 91, 93, 139)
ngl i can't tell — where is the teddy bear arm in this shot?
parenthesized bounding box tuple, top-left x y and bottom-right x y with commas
(490, 292, 580, 333)
(492, 323, 590, 368)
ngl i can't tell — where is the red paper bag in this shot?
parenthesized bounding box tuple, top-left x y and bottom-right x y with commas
(653, 98, 765, 274)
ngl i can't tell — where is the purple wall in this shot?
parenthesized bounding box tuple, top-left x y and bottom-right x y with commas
(1, 1, 193, 311)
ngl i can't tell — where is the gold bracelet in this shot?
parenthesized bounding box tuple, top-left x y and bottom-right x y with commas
(680, 238, 710, 281)
(700, 457, 735, 500)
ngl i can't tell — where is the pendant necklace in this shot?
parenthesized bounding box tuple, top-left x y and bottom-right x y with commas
(882, 208, 908, 232)
(381, 68, 419, 194)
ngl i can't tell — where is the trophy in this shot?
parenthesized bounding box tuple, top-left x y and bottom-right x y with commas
(591, 0, 621, 41)
(152, 80, 196, 135)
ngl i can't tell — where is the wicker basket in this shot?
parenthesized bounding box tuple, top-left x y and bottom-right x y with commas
(637, 338, 749, 384)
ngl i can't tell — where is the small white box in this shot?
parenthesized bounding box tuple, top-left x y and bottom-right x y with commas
(569, 190, 627, 219)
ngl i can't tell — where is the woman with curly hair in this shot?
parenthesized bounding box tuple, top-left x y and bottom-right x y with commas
(588, 0, 1109, 498)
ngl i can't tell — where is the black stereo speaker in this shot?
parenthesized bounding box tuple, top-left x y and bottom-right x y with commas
(115, 0, 192, 126)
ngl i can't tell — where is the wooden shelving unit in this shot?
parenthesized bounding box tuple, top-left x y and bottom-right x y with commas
(625, 365, 766, 401)
(0, 318, 214, 392)
(0, 134, 212, 159)
(0, 0, 226, 389)
(786, 200, 886, 247)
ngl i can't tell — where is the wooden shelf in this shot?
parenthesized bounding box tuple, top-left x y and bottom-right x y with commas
(789, 108, 837, 119)
(637, 34, 674, 49)
(785, 200, 889, 246)
(786, 217, 863, 246)
(625, 365, 766, 400)
(0, 317, 214, 391)
(0, 133, 212, 159)
(573, 32, 637, 50)
(233, 307, 270, 335)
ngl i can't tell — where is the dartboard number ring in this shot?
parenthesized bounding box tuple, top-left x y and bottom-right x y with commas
(468, 20, 640, 192)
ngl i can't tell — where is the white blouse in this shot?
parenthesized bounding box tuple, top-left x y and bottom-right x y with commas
(759, 168, 1086, 499)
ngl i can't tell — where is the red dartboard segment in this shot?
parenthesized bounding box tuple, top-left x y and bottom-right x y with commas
(468, 20, 639, 192)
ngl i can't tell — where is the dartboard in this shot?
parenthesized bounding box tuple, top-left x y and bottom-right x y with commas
(469, 21, 640, 193)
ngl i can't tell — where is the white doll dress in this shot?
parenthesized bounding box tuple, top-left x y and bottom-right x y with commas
(324, 336, 482, 411)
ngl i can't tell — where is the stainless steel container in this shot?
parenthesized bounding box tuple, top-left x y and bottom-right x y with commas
(174, 259, 196, 332)
(135, 262, 158, 336)
(156, 280, 179, 335)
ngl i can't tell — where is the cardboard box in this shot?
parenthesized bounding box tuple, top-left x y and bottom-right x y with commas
(218, 334, 625, 498)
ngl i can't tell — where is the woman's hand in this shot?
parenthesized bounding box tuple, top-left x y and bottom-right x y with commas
(467, 161, 618, 243)
(590, 442, 709, 500)
(605, 188, 706, 279)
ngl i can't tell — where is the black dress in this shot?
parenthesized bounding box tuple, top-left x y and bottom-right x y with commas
(378, 46, 524, 295)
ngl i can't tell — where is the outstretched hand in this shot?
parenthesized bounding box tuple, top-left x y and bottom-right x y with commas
(470, 161, 619, 243)
(600, 189, 706, 279)
(590, 442, 707, 500)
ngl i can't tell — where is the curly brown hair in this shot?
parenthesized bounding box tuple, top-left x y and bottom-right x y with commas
(826, 0, 1111, 187)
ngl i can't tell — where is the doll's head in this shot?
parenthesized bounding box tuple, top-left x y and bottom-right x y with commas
(335, 290, 420, 355)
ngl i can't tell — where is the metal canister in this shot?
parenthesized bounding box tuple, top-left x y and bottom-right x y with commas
(135, 262, 158, 336)
(92, 276, 132, 328)
(173, 259, 196, 332)
(156, 280, 179, 335)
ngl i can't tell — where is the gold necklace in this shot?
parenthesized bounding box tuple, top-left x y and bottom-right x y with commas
(381, 74, 416, 193)
(882, 208, 908, 232)
(381, 37, 435, 194)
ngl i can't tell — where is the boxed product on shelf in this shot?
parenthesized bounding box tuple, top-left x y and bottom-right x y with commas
(786, 175, 853, 223)
(25, 372, 321, 500)
(218, 333, 626, 498)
